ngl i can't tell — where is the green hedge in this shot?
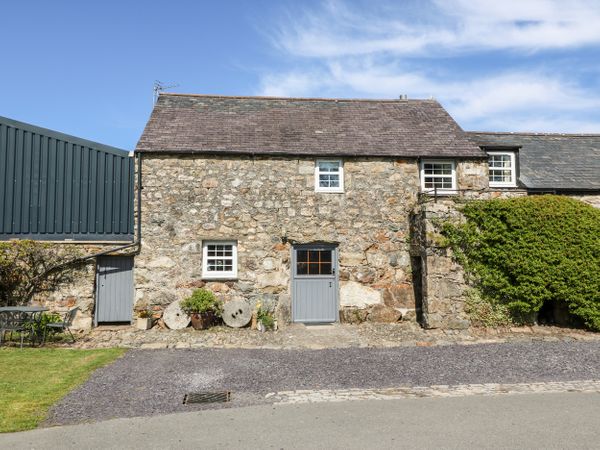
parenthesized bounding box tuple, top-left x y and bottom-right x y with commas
(442, 196, 600, 330)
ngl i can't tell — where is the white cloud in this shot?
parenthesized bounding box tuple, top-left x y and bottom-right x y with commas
(447, 73, 599, 118)
(259, 71, 327, 97)
(469, 115, 600, 134)
(273, 0, 600, 57)
(256, 0, 600, 132)
(257, 60, 600, 132)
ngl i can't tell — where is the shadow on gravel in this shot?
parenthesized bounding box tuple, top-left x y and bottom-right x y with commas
(46, 341, 600, 426)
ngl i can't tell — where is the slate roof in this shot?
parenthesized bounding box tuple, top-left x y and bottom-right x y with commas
(136, 94, 485, 158)
(468, 132, 600, 191)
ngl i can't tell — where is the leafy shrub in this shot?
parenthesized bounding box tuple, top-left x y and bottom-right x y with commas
(0, 241, 83, 307)
(32, 312, 63, 335)
(136, 308, 153, 319)
(464, 289, 513, 328)
(442, 196, 600, 330)
(255, 300, 275, 330)
(180, 288, 223, 316)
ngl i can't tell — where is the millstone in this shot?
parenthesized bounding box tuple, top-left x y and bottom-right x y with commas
(222, 300, 252, 328)
(163, 299, 191, 330)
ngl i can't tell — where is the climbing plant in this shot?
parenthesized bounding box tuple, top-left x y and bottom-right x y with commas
(0, 240, 83, 307)
(442, 195, 600, 330)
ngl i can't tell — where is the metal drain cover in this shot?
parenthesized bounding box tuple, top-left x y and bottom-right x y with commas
(183, 391, 231, 404)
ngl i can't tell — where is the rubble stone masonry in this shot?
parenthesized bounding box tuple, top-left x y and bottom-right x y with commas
(135, 154, 489, 325)
(32, 243, 137, 330)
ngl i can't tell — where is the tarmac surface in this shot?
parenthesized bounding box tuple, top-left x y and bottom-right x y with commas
(5, 393, 600, 449)
(46, 340, 600, 426)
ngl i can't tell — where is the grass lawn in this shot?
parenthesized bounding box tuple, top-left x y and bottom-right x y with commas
(0, 347, 125, 433)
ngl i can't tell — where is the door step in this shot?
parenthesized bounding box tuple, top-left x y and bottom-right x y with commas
(304, 323, 336, 329)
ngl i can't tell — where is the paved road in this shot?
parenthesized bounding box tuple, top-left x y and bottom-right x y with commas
(6, 393, 600, 449)
(46, 341, 600, 426)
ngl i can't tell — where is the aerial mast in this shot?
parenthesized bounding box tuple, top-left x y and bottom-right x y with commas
(153, 80, 180, 104)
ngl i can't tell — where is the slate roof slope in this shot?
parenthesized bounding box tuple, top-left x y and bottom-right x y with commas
(469, 132, 600, 191)
(136, 94, 485, 158)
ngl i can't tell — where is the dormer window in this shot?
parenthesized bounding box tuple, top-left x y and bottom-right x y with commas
(488, 151, 517, 187)
(315, 159, 344, 193)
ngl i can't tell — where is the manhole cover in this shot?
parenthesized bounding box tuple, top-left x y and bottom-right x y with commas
(183, 391, 231, 404)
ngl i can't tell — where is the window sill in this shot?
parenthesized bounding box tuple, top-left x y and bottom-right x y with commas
(201, 275, 238, 281)
(315, 189, 345, 193)
(489, 184, 518, 189)
(421, 189, 457, 196)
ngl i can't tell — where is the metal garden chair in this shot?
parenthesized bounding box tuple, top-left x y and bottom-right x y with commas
(0, 311, 34, 348)
(43, 307, 79, 344)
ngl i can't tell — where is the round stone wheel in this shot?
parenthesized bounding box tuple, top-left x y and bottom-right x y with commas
(222, 300, 252, 328)
(163, 299, 191, 330)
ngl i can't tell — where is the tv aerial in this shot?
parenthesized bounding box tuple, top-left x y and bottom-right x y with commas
(153, 80, 180, 103)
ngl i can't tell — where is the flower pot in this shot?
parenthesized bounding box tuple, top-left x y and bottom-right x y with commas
(136, 317, 153, 330)
(190, 311, 216, 330)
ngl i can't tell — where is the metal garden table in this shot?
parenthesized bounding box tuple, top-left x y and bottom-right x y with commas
(0, 306, 49, 346)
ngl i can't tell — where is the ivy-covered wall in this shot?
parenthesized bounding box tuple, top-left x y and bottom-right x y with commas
(441, 196, 600, 331)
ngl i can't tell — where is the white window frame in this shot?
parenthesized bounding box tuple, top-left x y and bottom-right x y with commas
(202, 240, 238, 280)
(315, 159, 344, 193)
(487, 151, 517, 188)
(420, 160, 457, 195)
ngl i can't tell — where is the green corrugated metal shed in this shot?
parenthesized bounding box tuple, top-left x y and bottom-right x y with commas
(0, 115, 134, 241)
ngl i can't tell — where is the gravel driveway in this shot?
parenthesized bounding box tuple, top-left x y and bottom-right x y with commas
(46, 341, 600, 426)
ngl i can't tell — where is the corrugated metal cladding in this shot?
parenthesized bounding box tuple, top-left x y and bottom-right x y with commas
(0, 116, 134, 241)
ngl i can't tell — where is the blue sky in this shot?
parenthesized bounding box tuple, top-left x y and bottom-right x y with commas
(1, 0, 600, 150)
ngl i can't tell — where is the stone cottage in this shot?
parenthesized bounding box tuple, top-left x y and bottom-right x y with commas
(5, 95, 597, 330)
(469, 132, 600, 208)
(134, 94, 489, 325)
(0, 94, 600, 328)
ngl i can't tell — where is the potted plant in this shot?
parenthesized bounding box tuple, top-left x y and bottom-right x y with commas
(255, 301, 276, 332)
(136, 309, 154, 330)
(180, 288, 223, 330)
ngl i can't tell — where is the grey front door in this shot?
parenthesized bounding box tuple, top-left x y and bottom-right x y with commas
(292, 244, 338, 323)
(95, 256, 134, 325)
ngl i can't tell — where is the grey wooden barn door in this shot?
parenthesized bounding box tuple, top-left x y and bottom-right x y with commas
(95, 256, 134, 325)
(292, 244, 338, 323)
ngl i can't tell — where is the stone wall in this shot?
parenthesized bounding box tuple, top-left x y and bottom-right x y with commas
(136, 155, 488, 324)
(414, 188, 531, 329)
(571, 194, 600, 209)
(28, 243, 137, 330)
(412, 202, 471, 329)
(456, 160, 488, 192)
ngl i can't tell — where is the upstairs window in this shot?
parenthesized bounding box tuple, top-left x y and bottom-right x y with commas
(202, 241, 237, 279)
(488, 151, 517, 187)
(315, 159, 344, 192)
(420, 160, 456, 194)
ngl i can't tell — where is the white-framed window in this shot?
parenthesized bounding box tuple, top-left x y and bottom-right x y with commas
(420, 160, 456, 194)
(202, 241, 238, 279)
(315, 159, 344, 192)
(488, 151, 517, 187)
